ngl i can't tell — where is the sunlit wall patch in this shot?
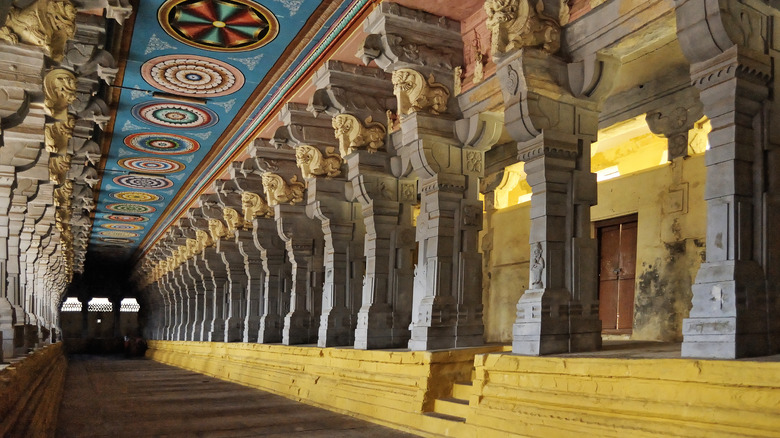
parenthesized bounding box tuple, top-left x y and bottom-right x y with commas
(132, 101, 218, 129)
(102, 223, 145, 231)
(118, 157, 185, 174)
(124, 132, 201, 155)
(158, 0, 279, 52)
(141, 54, 245, 97)
(105, 203, 158, 214)
(111, 191, 164, 203)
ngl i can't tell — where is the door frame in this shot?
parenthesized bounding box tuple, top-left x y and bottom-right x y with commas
(594, 213, 638, 335)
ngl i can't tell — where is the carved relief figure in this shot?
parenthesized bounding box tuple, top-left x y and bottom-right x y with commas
(186, 238, 200, 257)
(261, 173, 305, 207)
(484, 0, 569, 56)
(295, 145, 342, 179)
(45, 116, 75, 155)
(43, 69, 77, 120)
(49, 154, 71, 185)
(54, 180, 73, 208)
(0, 0, 77, 62)
(241, 191, 273, 223)
(391, 69, 450, 116)
(222, 207, 244, 238)
(529, 242, 545, 289)
(332, 114, 386, 157)
(195, 229, 213, 250)
(208, 219, 227, 243)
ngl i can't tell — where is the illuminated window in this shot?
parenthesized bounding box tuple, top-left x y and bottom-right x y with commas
(120, 298, 140, 313)
(87, 298, 113, 312)
(61, 297, 82, 312)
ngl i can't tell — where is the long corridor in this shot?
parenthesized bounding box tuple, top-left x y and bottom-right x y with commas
(56, 356, 417, 437)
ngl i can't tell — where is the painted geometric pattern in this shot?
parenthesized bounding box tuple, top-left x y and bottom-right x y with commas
(118, 157, 185, 174)
(99, 230, 140, 238)
(159, 0, 278, 51)
(132, 101, 218, 128)
(141, 54, 244, 96)
(102, 223, 145, 231)
(111, 191, 164, 202)
(90, 0, 326, 255)
(124, 133, 200, 155)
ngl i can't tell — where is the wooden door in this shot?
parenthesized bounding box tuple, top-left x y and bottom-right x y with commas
(597, 216, 637, 334)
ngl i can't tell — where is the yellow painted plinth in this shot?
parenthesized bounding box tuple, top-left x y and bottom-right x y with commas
(147, 341, 780, 437)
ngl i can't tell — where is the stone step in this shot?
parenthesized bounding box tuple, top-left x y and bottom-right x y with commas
(422, 411, 466, 423)
(452, 382, 472, 400)
(433, 397, 470, 419)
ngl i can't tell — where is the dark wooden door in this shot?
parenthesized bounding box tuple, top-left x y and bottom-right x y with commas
(597, 217, 637, 334)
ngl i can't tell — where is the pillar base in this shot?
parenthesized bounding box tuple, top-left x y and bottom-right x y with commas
(258, 314, 282, 343)
(317, 306, 352, 348)
(224, 317, 243, 343)
(243, 316, 260, 343)
(354, 304, 409, 350)
(208, 321, 226, 342)
(512, 288, 570, 356)
(0, 298, 16, 359)
(282, 310, 313, 345)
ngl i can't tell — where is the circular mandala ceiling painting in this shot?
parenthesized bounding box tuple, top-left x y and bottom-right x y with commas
(118, 157, 185, 174)
(124, 133, 200, 155)
(106, 203, 157, 214)
(111, 191, 164, 203)
(102, 223, 145, 231)
(105, 214, 149, 223)
(113, 174, 174, 190)
(99, 238, 134, 244)
(159, 0, 278, 52)
(99, 230, 139, 238)
(141, 54, 244, 97)
(132, 101, 218, 129)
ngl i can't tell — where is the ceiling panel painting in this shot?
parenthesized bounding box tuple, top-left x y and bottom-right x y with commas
(89, 0, 326, 260)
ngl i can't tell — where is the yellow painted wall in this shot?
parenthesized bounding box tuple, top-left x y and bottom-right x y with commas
(482, 154, 706, 343)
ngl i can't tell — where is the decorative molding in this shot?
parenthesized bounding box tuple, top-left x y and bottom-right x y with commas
(0, 0, 77, 62)
(391, 69, 450, 116)
(332, 114, 386, 157)
(484, 0, 569, 57)
(295, 145, 342, 179)
(261, 173, 305, 206)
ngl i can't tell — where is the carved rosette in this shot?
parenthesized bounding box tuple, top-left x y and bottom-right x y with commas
(0, 0, 77, 62)
(484, 0, 569, 57)
(208, 219, 227, 243)
(332, 114, 386, 157)
(295, 145, 343, 179)
(222, 207, 244, 238)
(43, 68, 77, 120)
(391, 69, 450, 116)
(241, 191, 273, 223)
(261, 173, 305, 206)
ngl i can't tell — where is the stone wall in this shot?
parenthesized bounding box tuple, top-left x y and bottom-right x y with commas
(0, 343, 67, 437)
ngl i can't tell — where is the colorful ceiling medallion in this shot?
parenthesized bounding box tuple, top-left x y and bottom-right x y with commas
(99, 238, 134, 244)
(132, 101, 218, 129)
(99, 230, 140, 238)
(159, 0, 278, 52)
(111, 191, 164, 203)
(105, 214, 149, 223)
(113, 174, 175, 190)
(124, 133, 200, 155)
(105, 203, 157, 214)
(141, 54, 244, 97)
(102, 223, 145, 231)
(118, 157, 185, 174)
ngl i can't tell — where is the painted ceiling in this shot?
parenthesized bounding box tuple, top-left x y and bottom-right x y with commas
(89, 0, 365, 261)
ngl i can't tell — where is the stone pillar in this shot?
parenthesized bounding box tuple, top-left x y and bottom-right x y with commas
(0, 166, 15, 358)
(252, 216, 286, 343)
(676, 0, 779, 358)
(111, 297, 121, 339)
(203, 245, 227, 342)
(360, 2, 485, 350)
(237, 230, 262, 343)
(488, 4, 614, 354)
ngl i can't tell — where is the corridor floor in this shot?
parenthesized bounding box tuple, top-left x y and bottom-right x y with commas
(56, 355, 418, 437)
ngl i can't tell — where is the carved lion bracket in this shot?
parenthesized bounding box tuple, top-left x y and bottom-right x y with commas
(261, 173, 305, 207)
(295, 145, 343, 179)
(332, 114, 386, 157)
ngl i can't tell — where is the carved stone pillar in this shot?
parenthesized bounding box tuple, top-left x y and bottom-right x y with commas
(360, 3, 485, 350)
(490, 12, 612, 353)
(251, 215, 286, 343)
(676, 0, 779, 358)
(0, 165, 15, 358)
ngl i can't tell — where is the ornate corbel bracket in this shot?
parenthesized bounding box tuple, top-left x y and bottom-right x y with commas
(332, 114, 386, 157)
(0, 0, 77, 62)
(261, 173, 305, 207)
(43, 68, 77, 121)
(207, 218, 227, 244)
(392, 68, 450, 116)
(195, 229, 213, 250)
(645, 100, 704, 160)
(484, 0, 570, 58)
(222, 207, 244, 238)
(241, 191, 273, 223)
(295, 145, 342, 180)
